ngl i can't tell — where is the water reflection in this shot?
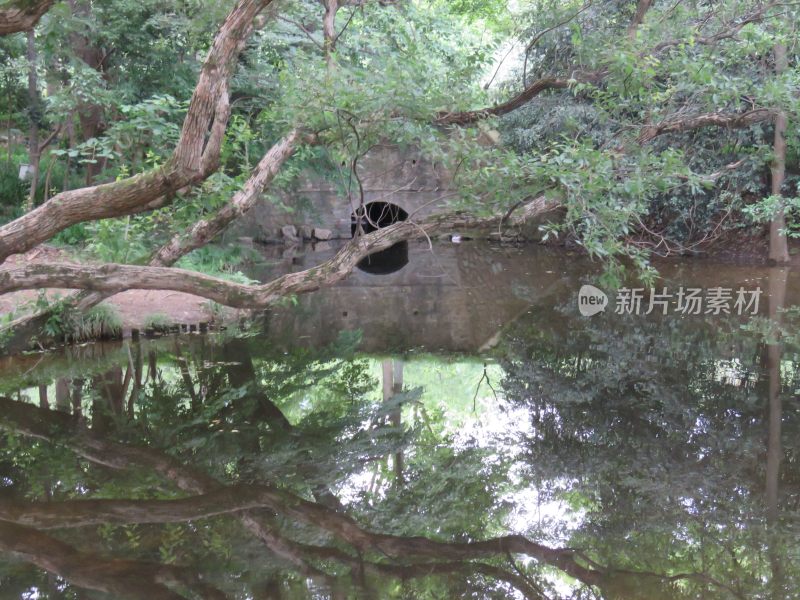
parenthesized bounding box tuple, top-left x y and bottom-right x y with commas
(0, 245, 798, 599)
(356, 241, 409, 275)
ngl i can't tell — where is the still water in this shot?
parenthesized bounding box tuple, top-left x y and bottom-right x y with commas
(0, 241, 798, 599)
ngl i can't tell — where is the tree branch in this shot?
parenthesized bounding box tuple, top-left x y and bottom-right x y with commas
(637, 108, 775, 142)
(0, 486, 284, 529)
(0, 0, 55, 35)
(435, 72, 605, 125)
(151, 129, 306, 266)
(650, 2, 779, 52)
(0, 199, 561, 308)
(0, 130, 309, 353)
(0, 395, 602, 587)
(0, 0, 277, 264)
(0, 519, 227, 600)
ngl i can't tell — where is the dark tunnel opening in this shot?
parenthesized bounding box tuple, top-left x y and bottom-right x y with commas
(351, 201, 409, 236)
(351, 202, 409, 275)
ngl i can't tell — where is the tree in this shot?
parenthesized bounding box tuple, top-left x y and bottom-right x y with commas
(0, 0, 797, 351)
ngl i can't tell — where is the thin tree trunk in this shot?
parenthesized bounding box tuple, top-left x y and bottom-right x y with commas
(765, 266, 788, 596)
(769, 43, 790, 264)
(71, 378, 83, 416)
(322, 0, 339, 64)
(391, 360, 404, 486)
(627, 0, 652, 39)
(67, 0, 107, 185)
(25, 29, 40, 212)
(55, 378, 70, 412)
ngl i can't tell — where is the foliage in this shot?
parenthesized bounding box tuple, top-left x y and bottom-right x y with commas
(743, 194, 800, 237)
(38, 294, 122, 342)
(5, 0, 796, 283)
(0, 160, 25, 223)
(142, 312, 172, 331)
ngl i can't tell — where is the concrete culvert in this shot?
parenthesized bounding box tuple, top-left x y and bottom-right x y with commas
(350, 202, 410, 275)
(351, 201, 409, 236)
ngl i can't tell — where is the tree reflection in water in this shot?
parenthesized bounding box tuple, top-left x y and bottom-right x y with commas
(0, 284, 798, 599)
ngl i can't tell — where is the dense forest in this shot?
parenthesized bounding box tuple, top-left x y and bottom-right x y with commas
(0, 0, 797, 348)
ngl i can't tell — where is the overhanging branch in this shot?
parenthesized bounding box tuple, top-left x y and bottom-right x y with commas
(0, 394, 602, 588)
(435, 73, 605, 125)
(0, 198, 561, 309)
(637, 108, 775, 142)
(0, 0, 55, 35)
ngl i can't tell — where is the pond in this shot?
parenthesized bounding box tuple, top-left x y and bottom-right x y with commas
(0, 241, 798, 599)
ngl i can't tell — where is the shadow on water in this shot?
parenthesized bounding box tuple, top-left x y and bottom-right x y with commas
(356, 240, 409, 275)
(0, 243, 798, 599)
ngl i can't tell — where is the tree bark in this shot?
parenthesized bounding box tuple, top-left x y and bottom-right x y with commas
(24, 30, 40, 212)
(0, 0, 55, 35)
(769, 43, 790, 264)
(637, 108, 775, 143)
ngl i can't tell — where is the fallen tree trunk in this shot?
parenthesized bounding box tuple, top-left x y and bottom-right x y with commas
(0, 198, 561, 310)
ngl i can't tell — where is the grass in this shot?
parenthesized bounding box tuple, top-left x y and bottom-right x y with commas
(143, 312, 173, 331)
(72, 304, 123, 341)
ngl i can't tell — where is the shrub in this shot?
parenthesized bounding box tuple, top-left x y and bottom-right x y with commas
(0, 160, 26, 223)
(76, 304, 123, 340)
(143, 312, 173, 331)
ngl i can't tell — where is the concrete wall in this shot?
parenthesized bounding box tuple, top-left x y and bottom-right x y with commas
(254, 241, 574, 353)
(232, 144, 454, 242)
